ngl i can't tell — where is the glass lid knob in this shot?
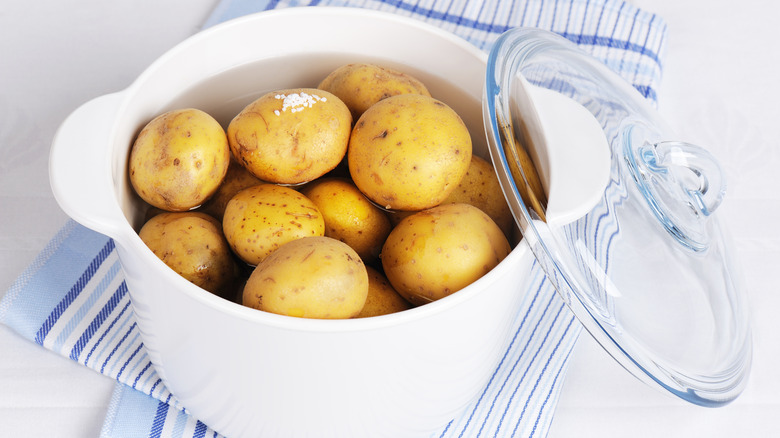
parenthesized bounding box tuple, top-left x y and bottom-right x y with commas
(624, 123, 726, 252)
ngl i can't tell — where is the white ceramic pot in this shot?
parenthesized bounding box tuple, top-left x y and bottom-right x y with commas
(47, 7, 616, 438)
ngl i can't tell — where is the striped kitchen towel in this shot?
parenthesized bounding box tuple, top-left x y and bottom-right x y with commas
(0, 1, 667, 437)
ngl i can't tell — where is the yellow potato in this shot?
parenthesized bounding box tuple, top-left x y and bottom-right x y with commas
(348, 94, 472, 211)
(129, 108, 230, 211)
(356, 266, 412, 318)
(222, 184, 324, 266)
(299, 177, 392, 262)
(139, 212, 239, 296)
(440, 155, 514, 237)
(318, 63, 431, 119)
(243, 236, 369, 319)
(381, 203, 511, 305)
(197, 159, 264, 221)
(227, 88, 352, 185)
(508, 132, 548, 221)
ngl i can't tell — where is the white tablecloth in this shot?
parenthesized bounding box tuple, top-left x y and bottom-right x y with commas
(1, 0, 777, 436)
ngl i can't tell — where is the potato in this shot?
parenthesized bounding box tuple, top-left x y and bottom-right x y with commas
(243, 236, 369, 319)
(348, 94, 472, 211)
(222, 184, 324, 266)
(227, 88, 352, 185)
(440, 155, 514, 237)
(356, 266, 412, 318)
(508, 132, 548, 221)
(318, 63, 431, 119)
(129, 108, 230, 211)
(299, 177, 392, 262)
(381, 203, 511, 305)
(197, 159, 264, 221)
(139, 212, 239, 296)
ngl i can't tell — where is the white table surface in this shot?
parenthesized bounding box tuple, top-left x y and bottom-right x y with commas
(1, 1, 777, 436)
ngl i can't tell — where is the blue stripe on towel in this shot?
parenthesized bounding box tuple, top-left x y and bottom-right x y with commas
(133, 361, 154, 390)
(69, 279, 128, 360)
(454, 267, 547, 437)
(93, 305, 136, 370)
(83, 298, 132, 366)
(149, 378, 164, 398)
(100, 321, 137, 374)
(54, 259, 122, 355)
(515, 310, 577, 435)
(149, 400, 170, 438)
(116, 342, 145, 381)
(171, 409, 189, 438)
(527, 318, 577, 436)
(34, 239, 115, 345)
(193, 421, 208, 438)
(492, 289, 562, 436)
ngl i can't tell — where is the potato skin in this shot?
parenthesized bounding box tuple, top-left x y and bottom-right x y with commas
(243, 236, 369, 319)
(299, 177, 392, 263)
(227, 88, 351, 185)
(348, 94, 472, 211)
(222, 184, 324, 266)
(440, 155, 514, 237)
(381, 203, 511, 305)
(129, 108, 230, 211)
(197, 159, 264, 221)
(139, 212, 238, 296)
(356, 266, 412, 318)
(318, 63, 431, 120)
(509, 133, 548, 220)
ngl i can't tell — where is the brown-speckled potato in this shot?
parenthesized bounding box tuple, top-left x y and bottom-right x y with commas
(299, 177, 392, 262)
(356, 266, 412, 318)
(381, 203, 511, 305)
(139, 212, 238, 296)
(197, 159, 264, 221)
(227, 88, 351, 185)
(243, 236, 369, 319)
(440, 155, 514, 237)
(348, 94, 472, 211)
(318, 63, 431, 120)
(222, 184, 324, 266)
(129, 108, 230, 211)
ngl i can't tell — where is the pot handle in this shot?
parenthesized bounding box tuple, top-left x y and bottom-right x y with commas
(49, 92, 126, 238)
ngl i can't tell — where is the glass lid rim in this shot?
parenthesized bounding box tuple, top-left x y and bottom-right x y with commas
(483, 26, 752, 406)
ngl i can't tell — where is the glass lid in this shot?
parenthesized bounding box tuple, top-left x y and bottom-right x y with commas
(483, 28, 752, 406)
